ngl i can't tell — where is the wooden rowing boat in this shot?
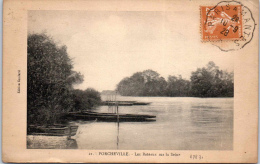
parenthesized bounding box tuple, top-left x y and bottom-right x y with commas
(27, 125, 78, 137)
(63, 111, 156, 122)
(101, 101, 151, 106)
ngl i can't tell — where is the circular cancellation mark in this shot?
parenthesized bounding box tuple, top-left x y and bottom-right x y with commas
(201, 1, 256, 51)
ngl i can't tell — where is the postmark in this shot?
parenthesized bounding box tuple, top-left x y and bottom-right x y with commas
(201, 1, 256, 51)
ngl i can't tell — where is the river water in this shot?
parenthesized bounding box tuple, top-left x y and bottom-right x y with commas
(73, 96, 233, 150)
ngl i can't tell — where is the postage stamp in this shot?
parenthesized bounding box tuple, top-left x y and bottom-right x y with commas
(201, 4, 242, 41)
(201, 1, 256, 51)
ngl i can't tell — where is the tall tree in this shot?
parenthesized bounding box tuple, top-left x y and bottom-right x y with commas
(190, 61, 234, 97)
(72, 88, 101, 112)
(166, 75, 191, 97)
(27, 33, 83, 126)
(116, 70, 167, 96)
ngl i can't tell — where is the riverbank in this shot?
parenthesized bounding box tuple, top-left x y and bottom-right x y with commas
(27, 135, 78, 149)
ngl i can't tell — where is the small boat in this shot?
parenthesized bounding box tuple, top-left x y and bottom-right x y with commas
(64, 111, 156, 122)
(27, 125, 78, 137)
(132, 102, 151, 105)
(101, 101, 134, 106)
(101, 101, 151, 106)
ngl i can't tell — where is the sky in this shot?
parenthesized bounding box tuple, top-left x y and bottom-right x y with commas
(28, 10, 234, 92)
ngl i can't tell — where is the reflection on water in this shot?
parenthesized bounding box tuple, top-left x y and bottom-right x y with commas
(74, 97, 233, 150)
(66, 139, 78, 149)
(27, 97, 233, 150)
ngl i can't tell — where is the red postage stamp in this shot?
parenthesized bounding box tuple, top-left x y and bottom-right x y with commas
(201, 4, 243, 41)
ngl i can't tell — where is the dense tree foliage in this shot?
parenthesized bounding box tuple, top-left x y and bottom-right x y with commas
(116, 62, 234, 97)
(72, 88, 101, 112)
(117, 70, 167, 96)
(190, 62, 234, 97)
(27, 33, 101, 127)
(166, 75, 191, 97)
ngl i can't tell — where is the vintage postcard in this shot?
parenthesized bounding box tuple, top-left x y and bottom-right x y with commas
(2, 0, 258, 163)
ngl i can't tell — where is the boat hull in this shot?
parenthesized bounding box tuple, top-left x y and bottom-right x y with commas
(64, 112, 156, 122)
(27, 125, 78, 136)
(101, 101, 151, 106)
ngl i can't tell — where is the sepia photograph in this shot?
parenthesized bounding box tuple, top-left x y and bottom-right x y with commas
(27, 10, 234, 150)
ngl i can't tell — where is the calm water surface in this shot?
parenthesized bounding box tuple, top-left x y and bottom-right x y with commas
(74, 96, 233, 150)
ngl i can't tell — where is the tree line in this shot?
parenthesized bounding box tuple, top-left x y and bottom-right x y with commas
(27, 33, 101, 127)
(116, 62, 234, 97)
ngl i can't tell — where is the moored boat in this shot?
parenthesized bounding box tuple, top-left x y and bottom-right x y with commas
(27, 125, 78, 137)
(64, 111, 156, 122)
(101, 101, 134, 106)
(101, 101, 151, 106)
(132, 102, 151, 105)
